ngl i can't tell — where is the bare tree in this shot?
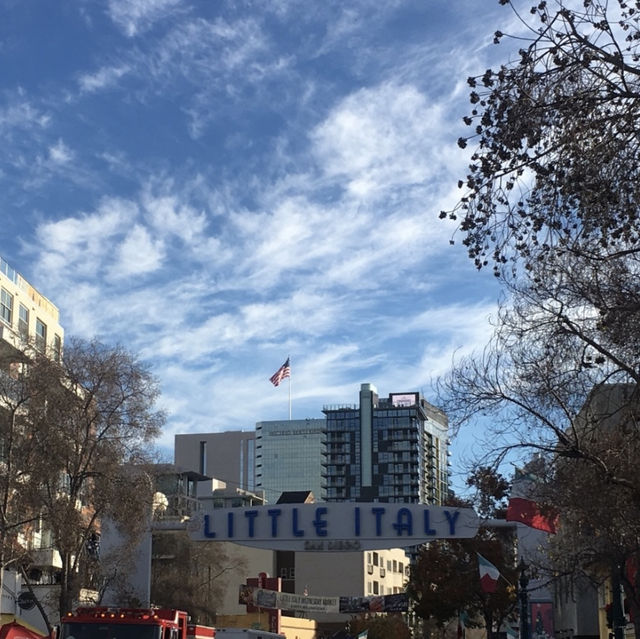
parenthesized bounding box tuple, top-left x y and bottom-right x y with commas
(407, 473, 517, 639)
(151, 532, 246, 625)
(7, 338, 164, 620)
(445, 0, 640, 275)
(438, 1, 640, 635)
(0, 351, 47, 626)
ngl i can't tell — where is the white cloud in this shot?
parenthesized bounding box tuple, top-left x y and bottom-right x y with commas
(78, 65, 130, 93)
(141, 192, 207, 244)
(150, 16, 269, 82)
(311, 82, 458, 199)
(10, 1, 515, 450)
(34, 198, 137, 285)
(142, 288, 345, 365)
(107, 0, 184, 37)
(48, 139, 74, 164)
(108, 224, 165, 280)
(60, 283, 104, 337)
(0, 97, 50, 133)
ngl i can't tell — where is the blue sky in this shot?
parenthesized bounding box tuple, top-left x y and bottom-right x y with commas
(0, 0, 524, 482)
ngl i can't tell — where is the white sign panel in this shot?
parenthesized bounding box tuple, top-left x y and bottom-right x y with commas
(188, 502, 478, 551)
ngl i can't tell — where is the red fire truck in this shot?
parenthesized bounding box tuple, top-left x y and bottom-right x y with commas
(56, 607, 215, 639)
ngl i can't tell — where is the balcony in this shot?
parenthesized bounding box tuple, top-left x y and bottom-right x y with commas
(0, 322, 25, 359)
(322, 404, 357, 412)
(30, 547, 62, 569)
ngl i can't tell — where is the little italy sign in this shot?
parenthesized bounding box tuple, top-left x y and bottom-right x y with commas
(188, 502, 479, 551)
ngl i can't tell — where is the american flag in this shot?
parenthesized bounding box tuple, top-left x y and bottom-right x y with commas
(269, 357, 290, 386)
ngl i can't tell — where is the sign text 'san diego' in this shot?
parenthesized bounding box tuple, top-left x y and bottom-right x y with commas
(188, 502, 478, 551)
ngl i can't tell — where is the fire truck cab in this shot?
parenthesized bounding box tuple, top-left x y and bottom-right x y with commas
(57, 607, 215, 639)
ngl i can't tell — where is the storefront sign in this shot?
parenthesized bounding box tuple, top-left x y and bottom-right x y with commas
(239, 587, 409, 614)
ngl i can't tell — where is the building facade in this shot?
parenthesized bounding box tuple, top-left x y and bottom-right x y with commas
(0, 256, 67, 635)
(0, 256, 63, 360)
(255, 419, 326, 503)
(322, 383, 449, 504)
(175, 430, 257, 493)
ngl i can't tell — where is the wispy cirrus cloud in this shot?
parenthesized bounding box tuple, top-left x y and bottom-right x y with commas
(312, 82, 461, 199)
(141, 191, 208, 245)
(48, 139, 74, 164)
(108, 224, 165, 280)
(0, 99, 50, 132)
(78, 65, 131, 93)
(34, 198, 137, 281)
(8, 1, 515, 453)
(107, 0, 185, 37)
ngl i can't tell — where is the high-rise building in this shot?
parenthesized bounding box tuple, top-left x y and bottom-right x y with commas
(174, 430, 257, 492)
(255, 419, 326, 503)
(322, 383, 449, 504)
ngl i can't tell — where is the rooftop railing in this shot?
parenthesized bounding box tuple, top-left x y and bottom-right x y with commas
(0, 257, 17, 284)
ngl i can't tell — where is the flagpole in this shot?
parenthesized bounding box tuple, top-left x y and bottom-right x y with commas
(288, 355, 291, 420)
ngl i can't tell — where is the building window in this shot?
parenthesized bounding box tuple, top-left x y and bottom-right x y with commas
(53, 334, 62, 362)
(35, 319, 46, 352)
(18, 304, 28, 338)
(0, 288, 13, 326)
(373, 581, 379, 595)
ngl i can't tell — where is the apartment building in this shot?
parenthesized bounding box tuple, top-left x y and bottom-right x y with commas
(323, 383, 449, 505)
(0, 256, 66, 634)
(0, 256, 63, 361)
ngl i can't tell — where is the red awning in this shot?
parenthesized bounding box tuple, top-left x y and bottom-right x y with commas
(0, 621, 48, 639)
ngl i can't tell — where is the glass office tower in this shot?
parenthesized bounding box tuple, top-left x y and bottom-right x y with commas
(255, 418, 326, 503)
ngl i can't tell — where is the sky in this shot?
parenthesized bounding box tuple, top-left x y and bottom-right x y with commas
(0, 0, 526, 485)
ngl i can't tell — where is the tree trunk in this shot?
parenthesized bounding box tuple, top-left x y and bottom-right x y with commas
(58, 552, 74, 619)
(19, 564, 52, 636)
(484, 610, 494, 639)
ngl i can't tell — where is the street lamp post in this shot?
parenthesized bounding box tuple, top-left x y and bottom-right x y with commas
(611, 563, 626, 639)
(519, 558, 530, 639)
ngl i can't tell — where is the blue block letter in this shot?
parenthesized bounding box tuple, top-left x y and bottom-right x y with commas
(203, 514, 216, 538)
(313, 507, 328, 537)
(392, 507, 413, 536)
(268, 509, 282, 537)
